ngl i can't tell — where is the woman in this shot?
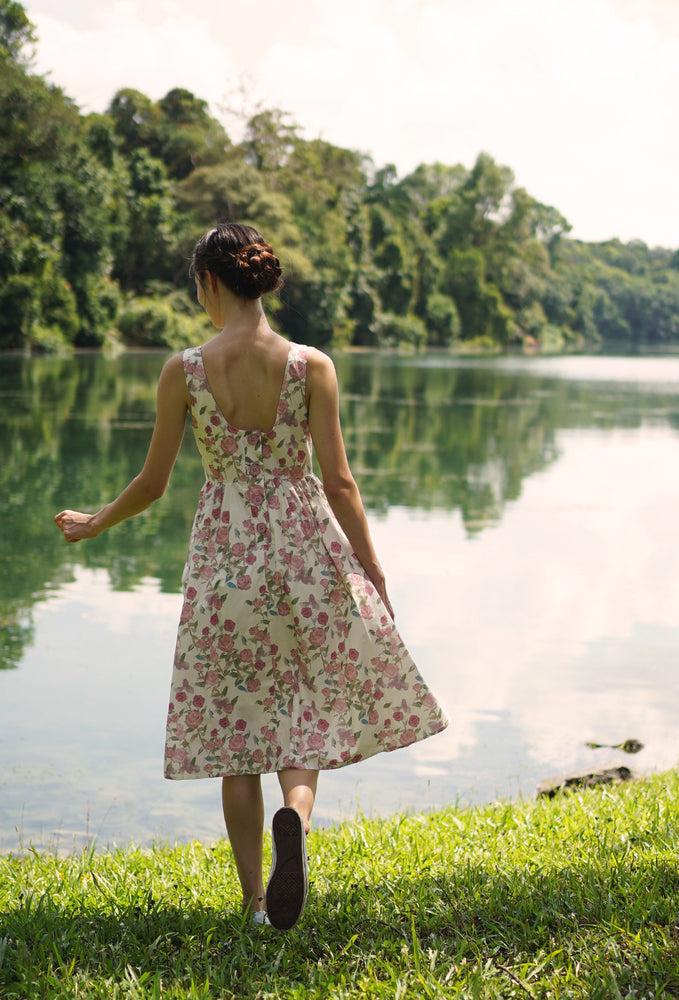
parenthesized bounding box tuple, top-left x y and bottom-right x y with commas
(55, 223, 448, 930)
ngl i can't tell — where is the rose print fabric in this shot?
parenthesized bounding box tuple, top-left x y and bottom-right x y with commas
(164, 343, 448, 779)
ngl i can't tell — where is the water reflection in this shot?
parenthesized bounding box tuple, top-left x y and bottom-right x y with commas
(2, 351, 679, 850)
(7, 349, 679, 672)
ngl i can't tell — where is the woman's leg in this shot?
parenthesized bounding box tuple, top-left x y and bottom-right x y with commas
(221, 774, 265, 913)
(276, 768, 319, 832)
(265, 769, 319, 929)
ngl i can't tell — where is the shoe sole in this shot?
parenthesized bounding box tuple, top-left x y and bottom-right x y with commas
(265, 807, 308, 930)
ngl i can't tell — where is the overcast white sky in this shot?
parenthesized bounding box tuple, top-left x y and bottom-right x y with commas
(22, 0, 679, 249)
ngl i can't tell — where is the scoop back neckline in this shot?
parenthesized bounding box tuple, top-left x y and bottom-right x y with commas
(195, 342, 294, 435)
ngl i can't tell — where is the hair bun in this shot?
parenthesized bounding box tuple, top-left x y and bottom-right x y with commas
(234, 243, 282, 297)
(191, 223, 283, 300)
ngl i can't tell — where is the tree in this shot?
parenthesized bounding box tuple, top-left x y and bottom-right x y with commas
(240, 108, 299, 175)
(0, 0, 34, 63)
(442, 247, 516, 345)
(1, 5, 677, 355)
(108, 88, 161, 156)
(113, 149, 179, 292)
(176, 157, 267, 223)
(0, 35, 118, 348)
(156, 88, 230, 179)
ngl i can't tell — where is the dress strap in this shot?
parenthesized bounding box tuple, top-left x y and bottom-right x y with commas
(182, 346, 208, 405)
(271, 342, 307, 432)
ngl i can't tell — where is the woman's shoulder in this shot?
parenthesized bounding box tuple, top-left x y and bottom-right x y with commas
(160, 346, 205, 388)
(303, 347, 338, 398)
(161, 346, 201, 372)
(154, 351, 193, 406)
(301, 345, 335, 372)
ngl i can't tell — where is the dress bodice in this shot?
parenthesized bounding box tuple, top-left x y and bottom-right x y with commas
(183, 343, 313, 486)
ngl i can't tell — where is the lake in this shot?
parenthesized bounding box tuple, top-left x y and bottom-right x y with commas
(1, 349, 679, 854)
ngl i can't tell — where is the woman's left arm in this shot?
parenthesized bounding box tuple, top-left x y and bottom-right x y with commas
(55, 354, 189, 543)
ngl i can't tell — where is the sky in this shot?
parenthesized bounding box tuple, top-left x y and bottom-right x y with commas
(21, 0, 679, 249)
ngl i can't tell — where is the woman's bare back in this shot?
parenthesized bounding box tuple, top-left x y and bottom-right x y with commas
(199, 331, 291, 433)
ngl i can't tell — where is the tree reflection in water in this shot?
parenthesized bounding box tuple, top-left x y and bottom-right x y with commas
(1, 349, 677, 671)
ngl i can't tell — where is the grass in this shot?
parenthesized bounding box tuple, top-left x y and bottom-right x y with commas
(1, 772, 678, 999)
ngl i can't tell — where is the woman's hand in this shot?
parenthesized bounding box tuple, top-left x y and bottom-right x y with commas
(375, 581, 395, 621)
(54, 510, 100, 543)
(366, 569, 395, 620)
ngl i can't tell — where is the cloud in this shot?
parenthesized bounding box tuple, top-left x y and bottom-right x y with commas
(240, 0, 679, 245)
(31, 1, 234, 111)
(24, 0, 679, 246)
(39, 567, 181, 634)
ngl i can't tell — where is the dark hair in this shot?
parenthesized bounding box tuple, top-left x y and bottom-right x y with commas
(190, 223, 283, 300)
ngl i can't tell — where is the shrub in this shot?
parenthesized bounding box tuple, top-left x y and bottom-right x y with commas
(29, 323, 72, 354)
(117, 296, 208, 349)
(75, 275, 123, 347)
(39, 267, 79, 343)
(374, 312, 427, 349)
(424, 292, 461, 346)
(0, 274, 38, 348)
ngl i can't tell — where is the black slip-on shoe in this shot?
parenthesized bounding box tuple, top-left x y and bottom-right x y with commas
(265, 807, 308, 930)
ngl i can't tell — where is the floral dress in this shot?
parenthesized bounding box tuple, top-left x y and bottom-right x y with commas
(164, 343, 448, 778)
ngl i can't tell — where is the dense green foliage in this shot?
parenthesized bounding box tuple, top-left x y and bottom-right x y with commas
(2, 771, 679, 997)
(1, 1, 678, 354)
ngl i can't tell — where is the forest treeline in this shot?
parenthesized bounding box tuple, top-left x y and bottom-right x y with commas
(2, 0, 679, 355)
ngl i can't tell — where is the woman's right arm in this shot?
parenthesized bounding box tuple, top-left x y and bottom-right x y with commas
(55, 354, 189, 542)
(306, 348, 394, 618)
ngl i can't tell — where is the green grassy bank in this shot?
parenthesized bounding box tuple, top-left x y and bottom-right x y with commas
(1, 772, 678, 999)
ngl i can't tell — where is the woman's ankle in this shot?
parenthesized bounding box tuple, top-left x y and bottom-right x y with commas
(242, 893, 266, 914)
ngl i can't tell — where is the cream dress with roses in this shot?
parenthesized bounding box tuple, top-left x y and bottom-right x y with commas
(163, 343, 448, 779)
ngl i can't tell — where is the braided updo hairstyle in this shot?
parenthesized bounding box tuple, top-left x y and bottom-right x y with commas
(190, 223, 283, 300)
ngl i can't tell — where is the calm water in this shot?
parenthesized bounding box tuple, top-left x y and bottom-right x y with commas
(2, 350, 679, 853)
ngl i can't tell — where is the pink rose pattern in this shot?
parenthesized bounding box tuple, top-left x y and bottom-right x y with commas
(164, 343, 448, 779)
